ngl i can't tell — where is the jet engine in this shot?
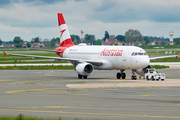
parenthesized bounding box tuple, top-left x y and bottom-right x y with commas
(75, 62, 94, 76)
(135, 65, 152, 76)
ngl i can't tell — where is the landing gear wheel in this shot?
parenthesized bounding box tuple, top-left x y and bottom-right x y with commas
(78, 74, 82, 79)
(146, 76, 149, 81)
(122, 73, 126, 79)
(161, 79, 164, 81)
(83, 76, 87, 79)
(131, 75, 137, 80)
(151, 76, 155, 81)
(116, 73, 121, 79)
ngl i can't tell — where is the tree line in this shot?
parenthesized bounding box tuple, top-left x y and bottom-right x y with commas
(1, 29, 179, 48)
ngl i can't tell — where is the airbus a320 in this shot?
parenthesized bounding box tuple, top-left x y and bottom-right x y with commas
(4, 13, 178, 80)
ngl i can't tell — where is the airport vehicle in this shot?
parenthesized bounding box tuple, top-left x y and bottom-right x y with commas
(145, 68, 165, 81)
(3, 13, 178, 79)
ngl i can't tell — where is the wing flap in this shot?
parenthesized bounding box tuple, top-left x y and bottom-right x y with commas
(6, 53, 103, 66)
(30, 49, 62, 53)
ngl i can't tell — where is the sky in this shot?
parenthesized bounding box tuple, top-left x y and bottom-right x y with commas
(0, 0, 180, 41)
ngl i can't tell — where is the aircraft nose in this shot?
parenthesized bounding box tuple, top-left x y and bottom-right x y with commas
(140, 56, 150, 68)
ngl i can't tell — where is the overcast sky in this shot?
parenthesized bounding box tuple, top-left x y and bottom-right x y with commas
(0, 0, 180, 41)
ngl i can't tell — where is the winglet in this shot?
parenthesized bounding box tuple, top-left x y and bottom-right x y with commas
(175, 53, 178, 58)
(3, 51, 6, 57)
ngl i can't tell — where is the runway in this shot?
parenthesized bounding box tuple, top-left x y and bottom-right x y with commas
(0, 69, 180, 119)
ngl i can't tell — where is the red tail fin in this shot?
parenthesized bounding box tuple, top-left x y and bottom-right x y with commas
(175, 53, 178, 58)
(57, 13, 74, 47)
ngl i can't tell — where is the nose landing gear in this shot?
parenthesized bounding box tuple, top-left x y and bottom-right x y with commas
(116, 70, 126, 79)
(131, 70, 137, 80)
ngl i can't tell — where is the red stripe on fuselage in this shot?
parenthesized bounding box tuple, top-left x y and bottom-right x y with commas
(57, 13, 66, 26)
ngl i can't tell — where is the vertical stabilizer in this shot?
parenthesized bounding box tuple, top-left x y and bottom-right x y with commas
(57, 13, 74, 47)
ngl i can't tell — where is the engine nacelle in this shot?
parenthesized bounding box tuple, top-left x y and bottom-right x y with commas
(75, 63, 94, 76)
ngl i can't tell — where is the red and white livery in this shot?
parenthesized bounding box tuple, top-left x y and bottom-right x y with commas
(4, 13, 178, 80)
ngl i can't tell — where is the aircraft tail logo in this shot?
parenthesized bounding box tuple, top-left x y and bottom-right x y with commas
(57, 13, 74, 47)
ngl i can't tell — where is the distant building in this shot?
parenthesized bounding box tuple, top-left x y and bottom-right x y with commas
(1, 44, 15, 47)
(31, 42, 45, 48)
(43, 42, 50, 47)
(136, 43, 142, 46)
(147, 42, 155, 45)
(147, 40, 167, 45)
(102, 38, 122, 45)
(55, 42, 60, 47)
(22, 44, 27, 48)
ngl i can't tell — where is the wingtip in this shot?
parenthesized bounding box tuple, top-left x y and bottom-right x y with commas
(3, 51, 6, 57)
(175, 53, 178, 58)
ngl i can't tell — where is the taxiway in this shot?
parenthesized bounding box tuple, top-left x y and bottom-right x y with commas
(0, 69, 180, 119)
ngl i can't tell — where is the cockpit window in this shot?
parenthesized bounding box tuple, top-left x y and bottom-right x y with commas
(144, 53, 147, 55)
(138, 52, 143, 55)
(131, 52, 148, 56)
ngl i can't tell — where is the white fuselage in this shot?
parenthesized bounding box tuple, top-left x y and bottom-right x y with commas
(62, 45, 150, 70)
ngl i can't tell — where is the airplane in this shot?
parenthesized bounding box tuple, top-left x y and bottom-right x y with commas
(3, 13, 178, 80)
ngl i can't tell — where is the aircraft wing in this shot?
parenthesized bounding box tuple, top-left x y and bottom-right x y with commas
(4, 52, 103, 66)
(30, 49, 62, 53)
(149, 53, 178, 60)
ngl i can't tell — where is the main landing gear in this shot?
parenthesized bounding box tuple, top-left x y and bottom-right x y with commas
(78, 74, 87, 79)
(116, 70, 126, 79)
(131, 70, 137, 80)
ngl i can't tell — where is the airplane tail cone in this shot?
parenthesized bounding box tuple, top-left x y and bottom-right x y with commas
(57, 13, 74, 47)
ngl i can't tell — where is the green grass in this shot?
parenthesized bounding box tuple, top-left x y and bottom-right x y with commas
(0, 53, 58, 57)
(0, 65, 168, 70)
(0, 61, 68, 64)
(0, 65, 75, 70)
(151, 65, 169, 69)
(0, 53, 61, 61)
(146, 50, 180, 54)
(0, 48, 31, 51)
(150, 57, 180, 62)
(140, 45, 180, 49)
(0, 47, 57, 51)
(0, 114, 84, 120)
